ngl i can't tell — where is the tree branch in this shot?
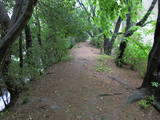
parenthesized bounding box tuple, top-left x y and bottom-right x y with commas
(141, 20, 155, 27)
(0, 0, 37, 66)
(77, 0, 90, 15)
(136, 0, 157, 26)
(124, 0, 157, 37)
(10, 0, 24, 26)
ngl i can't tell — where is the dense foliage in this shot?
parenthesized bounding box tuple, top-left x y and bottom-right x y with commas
(6, 0, 89, 87)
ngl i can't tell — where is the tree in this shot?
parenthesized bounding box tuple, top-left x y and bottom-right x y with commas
(127, 0, 160, 109)
(0, 0, 37, 94)
(141, 0, 160, 90)
(116, 0, 157, 66)
(97, 0, 124, 53)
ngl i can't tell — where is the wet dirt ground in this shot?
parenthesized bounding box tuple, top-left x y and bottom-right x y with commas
(1, 42, 160, 120)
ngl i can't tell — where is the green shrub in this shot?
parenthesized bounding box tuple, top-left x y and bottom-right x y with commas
(123, 35, 151, 77)
(139, 100, 150, 109)
(90, 36, 103, 48)
(138, 95, 154, 109)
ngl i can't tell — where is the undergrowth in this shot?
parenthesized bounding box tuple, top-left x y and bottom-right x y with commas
(95, 55, 112, 73)
(122, 33, 151, 77)
(138, 95, 154, 109)
(61, 55, 73, 62)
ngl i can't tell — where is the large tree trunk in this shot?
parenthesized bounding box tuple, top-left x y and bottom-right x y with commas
(141, 0, 160, 102)
(141, 1, 160, 88)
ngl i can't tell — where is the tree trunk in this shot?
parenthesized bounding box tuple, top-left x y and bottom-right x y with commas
(0, 1, 11, 83)
(0, 0, 37, 92)
(25, 24, 32, 59)
(104, 17, 122, 55)
(116, 8, 132, 66)
(141, 0, 160, 102)
(103, 34, 110, 54)
(35, 7, 42, 46)
(19, 33, 23, 68)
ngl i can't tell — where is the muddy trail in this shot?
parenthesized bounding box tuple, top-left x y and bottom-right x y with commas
(1, 42, 160, 120)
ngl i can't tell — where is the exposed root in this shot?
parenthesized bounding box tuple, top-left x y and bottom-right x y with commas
(152, 101, 160, 112)
(98, 92, 123, 97)
(108, 75, 134, 89)
(125, 88, 152, 104)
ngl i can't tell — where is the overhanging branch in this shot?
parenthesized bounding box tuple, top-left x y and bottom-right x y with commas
(136, 0, 157, 26)
(124, 0, 157, 37)
(0, 0, 37, 66)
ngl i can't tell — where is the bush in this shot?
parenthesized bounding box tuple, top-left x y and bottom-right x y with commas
(90, 36, 103, 48)
(123, 35, 151, 77)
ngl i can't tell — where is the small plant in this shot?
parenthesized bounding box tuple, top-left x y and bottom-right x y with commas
(115, 59, 123, 67)
(148, 95, 155, 103)
(138, 100, 150, 109)
(151, 82, 160, 88)
(138, 95, 155, 109)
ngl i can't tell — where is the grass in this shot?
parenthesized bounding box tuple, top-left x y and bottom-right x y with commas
(61, 55, 73, 62)
(97, 54, 113, 62)
(95, 63, 112, 72)
(95, 54, 112, 73)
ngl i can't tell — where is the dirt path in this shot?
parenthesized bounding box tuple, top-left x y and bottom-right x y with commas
(1, 42, 160, 120)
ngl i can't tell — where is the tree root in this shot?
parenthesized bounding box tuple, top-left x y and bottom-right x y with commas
(125, 88, 160, 112)
(125, 88, 152, 104)
(152, 101, 160, 112)
(98, 92, 123, 97)
(107, 75, 133, 89)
